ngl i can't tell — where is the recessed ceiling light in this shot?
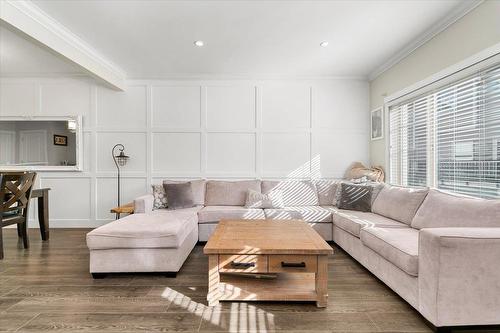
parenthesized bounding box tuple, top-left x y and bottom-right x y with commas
(194, 40, 204, 47)
(320, 41, 329, 47)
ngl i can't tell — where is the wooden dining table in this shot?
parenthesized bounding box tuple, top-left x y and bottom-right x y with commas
(31, 188, 50, 240)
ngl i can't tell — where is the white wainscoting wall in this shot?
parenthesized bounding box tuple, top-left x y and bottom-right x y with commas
(0, 76, 369, 227)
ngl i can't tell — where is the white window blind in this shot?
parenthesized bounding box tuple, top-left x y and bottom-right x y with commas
(389, 63, 500, 199)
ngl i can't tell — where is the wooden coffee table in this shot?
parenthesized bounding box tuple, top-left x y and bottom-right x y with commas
(203, 219, 333, 307)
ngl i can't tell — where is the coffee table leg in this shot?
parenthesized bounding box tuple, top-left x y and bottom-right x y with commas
(316, 255, 328, 307)
(207, 255, 220, 306)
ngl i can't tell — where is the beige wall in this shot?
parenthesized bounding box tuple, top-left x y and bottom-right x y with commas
(369, 0, 500, 168)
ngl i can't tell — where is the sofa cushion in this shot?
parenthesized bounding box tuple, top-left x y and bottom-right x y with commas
(198, 206, 265, 223)
(372, 185, 429, 225)
(261, 180, 319, 206)
(163, 179, 206, 206)
(313, 180, 340, 206)
(86, 207, 201, 250)
(331, 208, 409, 238)
(360, 227, 419, 276)
(205, 180, 261, 206)
(264, 206, 332, 222)
(411, 189, 500, 229)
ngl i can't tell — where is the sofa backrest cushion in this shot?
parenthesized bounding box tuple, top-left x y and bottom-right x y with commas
(372, 184, 429, 225)
(261, 180, 319, 206)
(163, 179, 206, 206)
(205, 180, 261, 206)
(313, 180, 340, 206)
(411, 189, 500, 229)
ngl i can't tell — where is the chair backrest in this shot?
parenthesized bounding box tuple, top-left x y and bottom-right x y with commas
(0, 172, 37, 219)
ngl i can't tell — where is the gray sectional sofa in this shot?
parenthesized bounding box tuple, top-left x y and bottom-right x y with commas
(86, 179, 500, 329)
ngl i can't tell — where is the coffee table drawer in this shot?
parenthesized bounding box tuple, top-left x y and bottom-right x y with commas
(269, 255, 317, 273)
(218, 254, 268, 273)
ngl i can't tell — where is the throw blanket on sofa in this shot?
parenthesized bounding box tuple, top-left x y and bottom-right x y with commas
(344, 162, 385, 182)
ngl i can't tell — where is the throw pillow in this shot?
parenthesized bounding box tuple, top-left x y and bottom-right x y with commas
(337, 183, 373, 212)
(245, 189, 285, 209)
(163, 179, 206, 206)
(152, 184, 168, 210)
(163, 182, 195, 210)
(334, 181, 383, 207)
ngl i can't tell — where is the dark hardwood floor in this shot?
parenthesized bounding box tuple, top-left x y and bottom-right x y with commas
(0, 229, 495, 332)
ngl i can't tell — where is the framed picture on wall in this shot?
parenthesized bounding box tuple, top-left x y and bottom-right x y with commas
(371, 107, 383, 140)
(54, 134, 68, 146)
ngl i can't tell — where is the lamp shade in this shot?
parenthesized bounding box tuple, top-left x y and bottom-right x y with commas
(115, 151, 129, 167)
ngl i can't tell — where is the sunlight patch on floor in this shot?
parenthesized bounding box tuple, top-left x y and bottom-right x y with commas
(160, 287, 276, 332)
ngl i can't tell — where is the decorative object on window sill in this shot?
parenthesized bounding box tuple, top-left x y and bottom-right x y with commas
(112, 144, 130, 207)
(344, 162, 385, 182)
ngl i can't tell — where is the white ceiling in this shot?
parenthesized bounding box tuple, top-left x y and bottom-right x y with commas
(0, 24, 83, 76)
(1, 0, 470, 79)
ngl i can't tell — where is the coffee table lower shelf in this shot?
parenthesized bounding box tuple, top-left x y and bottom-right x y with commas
(218, 272, 317, 302)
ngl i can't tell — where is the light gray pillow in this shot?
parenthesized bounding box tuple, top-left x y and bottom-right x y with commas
(163, 182, 195, 210)
(314, 180, 340, 206)
(245, 189, 284, 209)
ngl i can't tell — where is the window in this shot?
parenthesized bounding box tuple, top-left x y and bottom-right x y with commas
(389, 63, 500, 199)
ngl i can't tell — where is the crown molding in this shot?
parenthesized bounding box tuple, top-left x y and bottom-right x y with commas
(368, 0, 484, 81)
(0, 0, 126, 90)
(126, 73, 368, 82)
(0, 72, 90, 79)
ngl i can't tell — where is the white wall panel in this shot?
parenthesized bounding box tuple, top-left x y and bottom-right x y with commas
(152, 86, 201, 128)
(41, 81, 91, 126)
(96, 177, 147, 220)
(96, 132, 147, 173)
(0, 81, 38, 116)
(206, 86, 255, 129)
(262, 83, 311, 129)
(83, 132, 92, 172)
(152, 132, 201, 173)
(315, 81, 369, 130)
(207, 133, 256, 174)
(262, 132, 310, 177)
(97, 85, 147, 128)
(40, 177, 91, 220)
(0, 77, 370, 227)
(313, 131, 370, 178)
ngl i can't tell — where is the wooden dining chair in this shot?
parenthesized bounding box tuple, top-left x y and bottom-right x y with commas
(0, 172, 37, 260)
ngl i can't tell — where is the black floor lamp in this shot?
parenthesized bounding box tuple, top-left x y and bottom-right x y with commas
(112, 144, 129, 207)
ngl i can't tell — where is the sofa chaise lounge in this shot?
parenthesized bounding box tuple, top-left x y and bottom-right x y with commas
(86, 179, 500, 330)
